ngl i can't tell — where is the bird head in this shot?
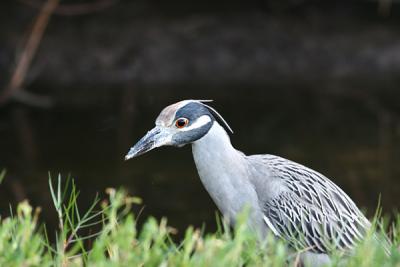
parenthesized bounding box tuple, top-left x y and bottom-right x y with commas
(125, 100, 233, 160)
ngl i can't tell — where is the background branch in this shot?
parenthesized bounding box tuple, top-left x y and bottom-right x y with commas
(18, 0, 119, 16)
(0, 0, 59, 106)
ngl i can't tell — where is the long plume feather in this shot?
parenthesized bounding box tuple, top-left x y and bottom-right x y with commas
(195, 100, 234, 134)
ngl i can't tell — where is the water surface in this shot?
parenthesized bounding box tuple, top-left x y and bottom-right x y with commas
(0, 87, 399, 234)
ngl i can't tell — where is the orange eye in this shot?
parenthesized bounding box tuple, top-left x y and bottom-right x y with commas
(175, 118, 189, 128)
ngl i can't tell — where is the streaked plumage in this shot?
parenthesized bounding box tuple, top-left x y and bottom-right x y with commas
(125, 99, 382, 266)
(250, 154, 369, 254)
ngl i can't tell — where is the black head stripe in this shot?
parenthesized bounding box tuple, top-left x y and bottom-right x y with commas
(174, 100, 233, 134)
(172, 122, 212, 144)
(174, 102, 213, 126)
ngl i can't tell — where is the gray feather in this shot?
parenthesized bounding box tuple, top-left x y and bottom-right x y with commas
(248, 154, 370, 254)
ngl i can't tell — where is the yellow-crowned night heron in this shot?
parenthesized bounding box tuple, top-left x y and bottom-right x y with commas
(125, 100, 373, 266)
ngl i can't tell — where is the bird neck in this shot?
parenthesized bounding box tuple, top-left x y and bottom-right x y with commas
(191, 122, 241, 174)
(191, 122, 267, 237)
(191, 122, 252, 217)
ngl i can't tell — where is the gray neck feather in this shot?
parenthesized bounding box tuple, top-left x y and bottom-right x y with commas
(191, 122, 267, 235)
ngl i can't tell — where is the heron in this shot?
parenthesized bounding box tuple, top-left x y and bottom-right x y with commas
(125, 99, 374, 266)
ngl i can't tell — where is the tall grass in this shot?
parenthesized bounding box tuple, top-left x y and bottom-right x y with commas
(0, 173, 399, 267)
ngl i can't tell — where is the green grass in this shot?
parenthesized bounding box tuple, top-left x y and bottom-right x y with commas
(0, 173, 399, 267)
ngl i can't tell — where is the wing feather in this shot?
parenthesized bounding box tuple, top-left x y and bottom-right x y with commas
(256, 155, 370, 254)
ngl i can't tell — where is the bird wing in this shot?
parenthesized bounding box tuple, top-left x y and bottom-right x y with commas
(254, 155, 370, 254)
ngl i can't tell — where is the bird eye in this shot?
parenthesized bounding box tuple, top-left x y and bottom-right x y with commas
(175, 118, 189, 128)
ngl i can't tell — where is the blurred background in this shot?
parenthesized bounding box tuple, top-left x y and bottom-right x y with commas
(0, 0, 400, 235)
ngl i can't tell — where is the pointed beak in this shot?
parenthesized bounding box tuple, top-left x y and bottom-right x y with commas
(125, 126, 171, 160)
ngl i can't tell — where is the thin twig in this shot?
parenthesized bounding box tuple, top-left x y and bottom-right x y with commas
(19, 0, 119, 16)
(0, 0, 59, 105)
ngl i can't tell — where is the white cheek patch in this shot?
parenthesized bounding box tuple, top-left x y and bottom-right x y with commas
(180, 115, 211, 131)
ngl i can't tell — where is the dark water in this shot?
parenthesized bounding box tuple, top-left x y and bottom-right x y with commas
(0, 87, 399, 234)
